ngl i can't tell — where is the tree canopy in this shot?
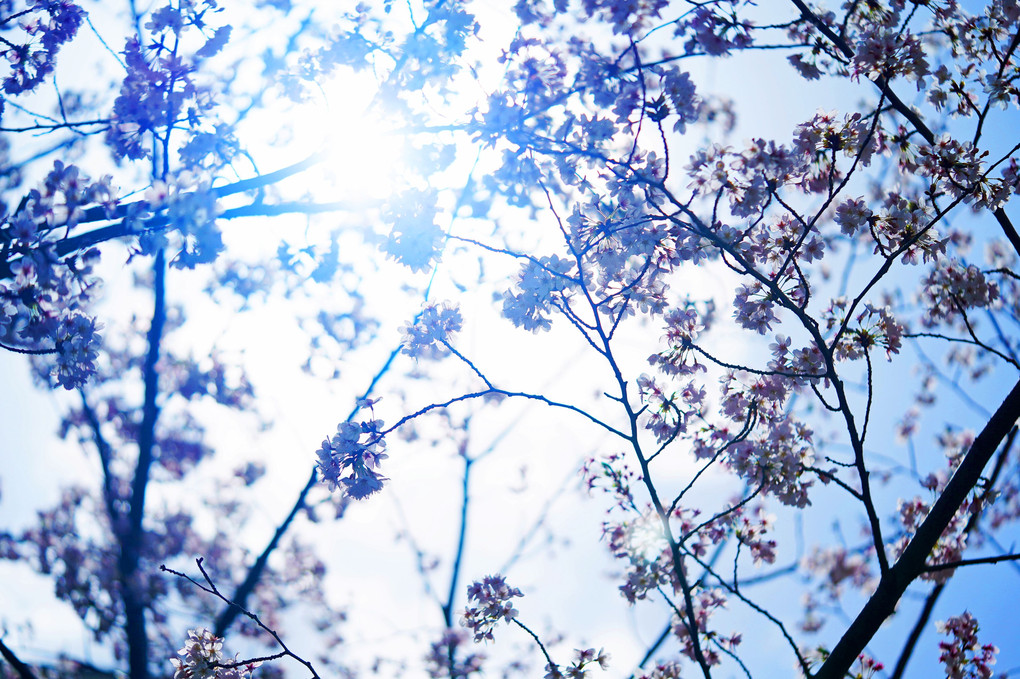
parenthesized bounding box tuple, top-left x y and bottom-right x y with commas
(1, 2, 1020, 679)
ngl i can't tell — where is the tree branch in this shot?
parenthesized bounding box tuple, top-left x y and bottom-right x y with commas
(120, 248, 166, 679)
(0, 637, 38, 679)
(213, 467, 317, 638)
(814, 379, 1020, 679)
(214, 346, 403, 636)
(890, 426, 1015, 679)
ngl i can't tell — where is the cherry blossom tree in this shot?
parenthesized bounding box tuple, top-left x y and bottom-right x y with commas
(2, 2, 1020, 679)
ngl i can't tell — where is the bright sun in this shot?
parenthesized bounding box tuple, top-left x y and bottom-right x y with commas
(288, 69, 410, 203)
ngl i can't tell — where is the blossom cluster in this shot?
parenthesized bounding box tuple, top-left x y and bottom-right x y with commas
(824, 301, 905, 361)
(928, 2, 1020, 118)
(850, 654, 885, 679)
(670, 589, 740, 667)
(1, 0, 85, 100)
(799, 546, 875, 632)
(501, 254, 576, 332)
(733, 506, 777, 566)
(581, 452, 638, 511)
(141, 173, 223, 268)
(649, 306, 709, 377)
(106, 1, 230, 161)
(919, 259, 999, 328)
(865, 195, 946, 264)
(793, 110, 880, 182)
(676, 6, 752, 57)
(635, 662, 683, 679)
(400, 301, 463, 359)
(316, 418, 388, 500)
(603, 513, 673, 604)
(937, 612, 999, 679)
(381, 189, 444, 272)
(0, 161, 116, 388)
(917, 136, 992, 203)
(1, 249, 104, 389)
(170, 628, 259, 679)
(636, 373, 705, 444)
(717, 375, 817, 507)
(802, 546, 875, 600)
(852, 26, 928, 87)
(461, 574, 522, 642)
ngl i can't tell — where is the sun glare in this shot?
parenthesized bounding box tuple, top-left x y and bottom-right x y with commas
(300, 71, 410, 202)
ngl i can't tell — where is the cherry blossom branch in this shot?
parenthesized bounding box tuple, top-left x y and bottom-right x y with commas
(824, 186, 974, 357)
(773, 92, 886, 278)
(162, 559, 321, 679)
(668, 411, 758, 513)
(891, 426, 1015, 678)
(814, 379, 1020, 679)
(972, 27, 1020, 147)
(648, 396, 702, 463)
(802, 465, 864, 502)
(684, 547, 812, 677)
(788, 0, 1020, 257)
(681, 481, 764, 546)
(631, 452, 713, 671)
(656, 492, 799, 678)
(215, 345, 403, 636)
(683, 338, 826, 380)
(444, 234, 582, 286)
(657, 191, 892, 574)
(564, 242, 714, 677)
(711, 636, 752, 679)
(616, 398, 712, 676)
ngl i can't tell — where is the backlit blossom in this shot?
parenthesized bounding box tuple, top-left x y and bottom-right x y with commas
(316, 419, 388, 500)
(461, 574, 523, 642)
(171, 628, 259, 679)
(937, 612, 998, 679)
(401, 301, 463, 359)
